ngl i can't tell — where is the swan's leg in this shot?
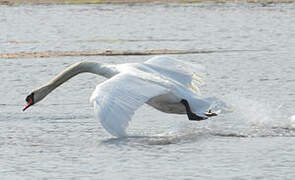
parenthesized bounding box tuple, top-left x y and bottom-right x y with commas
(180, 99, 208, 121)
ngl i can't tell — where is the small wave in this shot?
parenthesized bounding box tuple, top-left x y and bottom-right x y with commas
(102, 128, 295, 148)
(101, 129, 209, 146)
(212, 132, 249, 138)
(102, 120, 295, 146)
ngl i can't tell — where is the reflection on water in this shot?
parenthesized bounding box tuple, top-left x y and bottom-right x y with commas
(1, 2, 295, 180)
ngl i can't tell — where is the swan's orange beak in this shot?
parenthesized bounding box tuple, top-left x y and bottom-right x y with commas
(23, 97, 33, 111)
(23, 94, 34, 111)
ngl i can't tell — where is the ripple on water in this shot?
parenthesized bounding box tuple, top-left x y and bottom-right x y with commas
(1, 3, 295, 179)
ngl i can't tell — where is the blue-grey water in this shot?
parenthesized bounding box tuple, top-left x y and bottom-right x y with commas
(1, 2, 295, 179)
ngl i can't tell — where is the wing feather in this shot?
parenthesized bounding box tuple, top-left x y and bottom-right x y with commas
(90, 73, 169, 137)
(144, 56, 206, 94)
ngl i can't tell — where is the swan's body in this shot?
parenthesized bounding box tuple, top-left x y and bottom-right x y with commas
(24, 56, 219, 137)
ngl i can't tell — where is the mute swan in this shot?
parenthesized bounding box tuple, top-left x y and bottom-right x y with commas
(23, 56, 219, 137)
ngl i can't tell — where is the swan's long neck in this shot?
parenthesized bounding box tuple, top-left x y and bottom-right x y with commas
(33, 61, 118, 102)
(47, 61, 117, 88)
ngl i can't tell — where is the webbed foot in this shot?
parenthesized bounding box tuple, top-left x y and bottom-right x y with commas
(205, 110, 218, 117)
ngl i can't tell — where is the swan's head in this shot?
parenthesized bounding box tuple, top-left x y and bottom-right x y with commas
(23, 86, 51, 111)
(23, 92, 35, 111)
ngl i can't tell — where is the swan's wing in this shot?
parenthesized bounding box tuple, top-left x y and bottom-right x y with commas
(90, 73, 169, 137)
(144, 56, 205, 94)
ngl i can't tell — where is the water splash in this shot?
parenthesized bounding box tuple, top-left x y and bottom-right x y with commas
(223, 94, 295, 137)
(289, 115, 295, 125)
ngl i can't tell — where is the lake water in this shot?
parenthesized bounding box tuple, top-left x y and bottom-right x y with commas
(1, 2, 295, 179)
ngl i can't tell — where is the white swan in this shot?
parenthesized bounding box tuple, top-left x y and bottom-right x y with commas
(23, 56, 219, 137)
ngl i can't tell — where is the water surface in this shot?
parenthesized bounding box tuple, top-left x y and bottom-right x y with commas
(1, 2, 295, 179)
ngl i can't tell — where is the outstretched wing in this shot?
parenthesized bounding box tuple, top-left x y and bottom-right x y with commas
(90, 73, 169, 137)
(144, 56, 205, 94)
